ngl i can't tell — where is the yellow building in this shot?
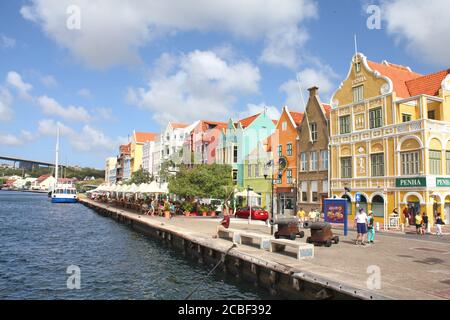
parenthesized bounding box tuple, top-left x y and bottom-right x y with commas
(130, 131, 158, 174)
(329, 52, 450, 228)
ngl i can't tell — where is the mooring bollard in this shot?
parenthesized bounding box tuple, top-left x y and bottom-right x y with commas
(401, 224, 405, 232)
(376, 222, 380, 232)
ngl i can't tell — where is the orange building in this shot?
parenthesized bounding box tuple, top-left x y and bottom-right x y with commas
(273, 107, 304, 215)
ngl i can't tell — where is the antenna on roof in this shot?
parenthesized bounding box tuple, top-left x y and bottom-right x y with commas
(354, 34, 358, 61)
(296, 73, 307, 111)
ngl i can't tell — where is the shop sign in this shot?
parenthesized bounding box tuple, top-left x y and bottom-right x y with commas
(396, 178, 426, 188)
(436, 178, 450, 187)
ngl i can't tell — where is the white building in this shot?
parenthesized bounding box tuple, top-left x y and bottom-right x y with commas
(142, 136, 158, 175)
(105, 157, 117, 185)
(13, 177, 37, 189)
(32, 174, 57, 191)
(152, 121, 199, 181)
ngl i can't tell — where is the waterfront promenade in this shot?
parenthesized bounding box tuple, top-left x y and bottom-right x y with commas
(80, 197, 450, 300)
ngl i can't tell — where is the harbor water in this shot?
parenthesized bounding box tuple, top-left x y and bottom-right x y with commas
(0, 191, 270, 299)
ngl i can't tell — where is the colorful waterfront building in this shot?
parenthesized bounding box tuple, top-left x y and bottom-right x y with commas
(273, 107, 303, 215)
(153, 121, 199, 181)
(183, 120, 228, 165)
(296, 87, 331, 213)
(243, 136, 274, 209)
(216, 112, 276, 187)
(329, 52, 450, 227)
(116, 143, 130, 183)
(105, 157, 117, 185)
(130, 131, 158, 174)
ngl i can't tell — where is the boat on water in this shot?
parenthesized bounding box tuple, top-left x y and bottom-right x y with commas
(50, 125, 78, 204)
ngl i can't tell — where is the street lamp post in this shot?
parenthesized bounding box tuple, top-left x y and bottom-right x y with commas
(264, 160, 282, 235)
(247, 185, 253, 224)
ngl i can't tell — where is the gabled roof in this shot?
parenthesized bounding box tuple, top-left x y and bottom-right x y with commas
(289, 111, 304, 126)
(322, 104, 331, 119)
(36, 174, 52, 183)
(200, 120, 228, 132)
(406, 69, 450, 97)
(367, 60, 423, 98)
(170, 122, 189, 129)
(134, 132, 158, 143)
(237, 113, 260, 129)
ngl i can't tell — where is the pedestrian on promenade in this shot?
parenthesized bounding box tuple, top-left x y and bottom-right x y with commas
(422, 212, 429, 234)
(297, 207, 305, 227)
(435, 213, 445, 236)
(402, 207, 409, 227)
(415, 212, 423, 235)
(367, 211, 375, 244)
(220, 210, 230, 229)
(354, 208, 368, 245)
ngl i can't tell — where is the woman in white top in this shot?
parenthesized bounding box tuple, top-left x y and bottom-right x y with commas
(355, 208, 368, 245)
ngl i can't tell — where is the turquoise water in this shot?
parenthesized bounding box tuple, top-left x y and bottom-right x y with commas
(0, 191, 270, 300)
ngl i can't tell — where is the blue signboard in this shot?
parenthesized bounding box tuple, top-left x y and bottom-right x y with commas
(355, 193, 361, 203)
(324, 198, 349, 236)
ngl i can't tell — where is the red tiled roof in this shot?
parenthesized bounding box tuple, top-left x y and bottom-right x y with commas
(171, 122, 189, 129)
(135, 132, 158, 143)
(406, 69, 450, 97)
(322, 104, 332, 119)
(238, 113, 260, 128)
(200, 120, 228, 131)
(367, 60, 423, 98)
(36, 174, 51, 183)
(289, 111, 304, 126)
(119, 143, 131, 154)
(272, 120, 278, 125)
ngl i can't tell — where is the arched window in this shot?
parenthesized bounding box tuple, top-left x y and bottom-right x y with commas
(372, 195, 384, 218)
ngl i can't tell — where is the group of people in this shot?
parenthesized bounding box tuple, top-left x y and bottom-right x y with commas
(354, 209, 376, 246)
(296, 208, 321, 227)
(413, 211, 445, 236)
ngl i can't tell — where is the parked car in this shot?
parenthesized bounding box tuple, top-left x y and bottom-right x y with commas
(235, 206, 269, 221)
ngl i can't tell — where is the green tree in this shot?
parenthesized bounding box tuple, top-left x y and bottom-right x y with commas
(125, 168, 153, 185)
(168, 164, 233, 202)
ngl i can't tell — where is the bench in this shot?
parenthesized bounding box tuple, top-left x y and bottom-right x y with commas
(269, 239, 314, 260)
(217, 226, 241, 244)
(239, 232, 272, 250)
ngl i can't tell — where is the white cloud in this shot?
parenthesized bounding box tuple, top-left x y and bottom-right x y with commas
(37, 119, 125, 154)
(0, 87, 13, 122)
(239, 104, 281, 120)
(280, 62, 339, 110)
(0, 134, 21, 146)
(6, 71, 33, 99)
(127, 50, 261, 125)
(20, 130, 36, 142)
(20, 0, 317, 69)
(1, 35, 16, 49)
(78, 88, 92, 98)
(260, 26, 309, 69)
(37, 95, 91, 122)
(41, 74, 58, 88)
(381, 0, 450, 66)
(95, 107, 114, 121)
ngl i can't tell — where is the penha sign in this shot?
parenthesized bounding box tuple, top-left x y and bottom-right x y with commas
(436, 178, 450, 187)
(396, 177, 426, 188)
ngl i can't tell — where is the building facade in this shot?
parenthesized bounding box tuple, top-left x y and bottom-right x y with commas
(273, 107, 303, 215)
(130, 131, 158, 174)
(116, 143, 130, 183)
(216, 112, 276, 187)
(105, 157, 117, 185)
(330, 52, 450, 226)
(296, 87, 331, 213)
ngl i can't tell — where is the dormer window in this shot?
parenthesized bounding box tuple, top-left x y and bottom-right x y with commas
(355, 62, 361, 73)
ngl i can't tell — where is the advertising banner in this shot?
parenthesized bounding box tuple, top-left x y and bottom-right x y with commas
(324, 198, 348, 236)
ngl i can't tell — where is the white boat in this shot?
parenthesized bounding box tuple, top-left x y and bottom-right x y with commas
(50, 125, 78, 204)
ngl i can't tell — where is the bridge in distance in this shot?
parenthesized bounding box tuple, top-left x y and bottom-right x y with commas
(0, 155, 66, 170)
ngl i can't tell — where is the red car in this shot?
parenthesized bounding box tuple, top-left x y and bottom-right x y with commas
(235, 207, 269, 221)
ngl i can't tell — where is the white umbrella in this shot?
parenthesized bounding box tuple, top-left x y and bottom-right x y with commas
(235, 190, 261, 198)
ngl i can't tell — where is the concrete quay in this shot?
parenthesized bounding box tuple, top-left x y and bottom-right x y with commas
(79, 197, 450, 300)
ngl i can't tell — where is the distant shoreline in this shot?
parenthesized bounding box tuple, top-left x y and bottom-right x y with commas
(0, 189, 48, 194)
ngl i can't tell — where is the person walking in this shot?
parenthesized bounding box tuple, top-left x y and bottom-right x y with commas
(297, 207, 306, 228)
(367, 211, 375, 244)
(435, 213, 445, 236)
(403, 207, 409, 227)
(354, 208, 368, 245)
(415, 212, 423, 235)
(422, 212, 429, 234)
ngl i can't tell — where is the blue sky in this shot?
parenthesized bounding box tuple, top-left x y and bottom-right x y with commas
(0, 0, 449, 168)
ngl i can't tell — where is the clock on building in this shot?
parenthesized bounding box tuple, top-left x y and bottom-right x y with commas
(278, 156, 288, 171)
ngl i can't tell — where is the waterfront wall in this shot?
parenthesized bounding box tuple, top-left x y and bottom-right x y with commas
(80, 198, 387, 300)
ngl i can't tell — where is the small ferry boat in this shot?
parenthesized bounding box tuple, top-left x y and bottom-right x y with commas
(51, 185, 78, 203)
